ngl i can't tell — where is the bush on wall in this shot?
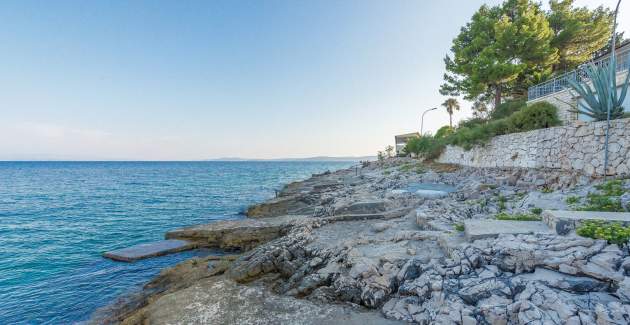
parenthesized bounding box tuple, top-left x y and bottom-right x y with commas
(490, 99, 527, 120)
(404, 101, 561, 159)
(506, 102, 560, 133)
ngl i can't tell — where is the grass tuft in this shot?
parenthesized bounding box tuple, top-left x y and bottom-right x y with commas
(495, 212, 542, 221)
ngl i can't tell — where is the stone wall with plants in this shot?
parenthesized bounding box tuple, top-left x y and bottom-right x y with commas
(437, 118, 630, 176)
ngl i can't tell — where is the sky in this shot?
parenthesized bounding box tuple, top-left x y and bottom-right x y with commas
(0, 0, 628, 160)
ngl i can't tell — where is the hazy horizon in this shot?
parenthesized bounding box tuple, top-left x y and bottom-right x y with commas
(1, 0, 628, 160)
(0, 155, 376, 162)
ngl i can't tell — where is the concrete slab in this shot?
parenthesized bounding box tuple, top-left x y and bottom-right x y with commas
(414, 189, 449, 199)
(405, 183, 457, 193)
(464, 219, 553, 241)
(103, 239, 195, 262)
(542, 210, 630, 235)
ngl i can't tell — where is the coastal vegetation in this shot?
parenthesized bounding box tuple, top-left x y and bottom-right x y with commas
(495, 212, 542, 221)
(566, 180, 628, 212)
(398, 162, 426, 174)
(404, 100, 560, 159)
(441, 0, 616, 109)
(576, 220, 630, 246)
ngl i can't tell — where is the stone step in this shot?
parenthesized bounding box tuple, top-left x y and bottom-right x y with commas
(103, 239, 196, 262)
(464, 219, 553, 241)
(542, 210, 630, 235)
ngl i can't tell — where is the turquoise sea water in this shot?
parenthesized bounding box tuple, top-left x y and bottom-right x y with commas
(0, 161, 354, 324)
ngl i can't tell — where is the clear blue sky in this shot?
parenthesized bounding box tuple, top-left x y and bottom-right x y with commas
(0, 0, 627, 160)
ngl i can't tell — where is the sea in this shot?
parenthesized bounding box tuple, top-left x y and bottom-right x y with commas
(0, 161, 355, 324)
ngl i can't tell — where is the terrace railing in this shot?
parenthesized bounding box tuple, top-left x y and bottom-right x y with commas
(527, 46, 630, 101)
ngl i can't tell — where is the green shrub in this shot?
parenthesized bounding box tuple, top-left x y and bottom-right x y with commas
(506, 102, 561, 133)
(486, 118, 510, 136)
(490, 99, 527, 120)
(579, 193, 624, 212)
(399, 162, 425, 173)
(458, 117, 486, 129)
(595, 180, 624, 196)
(402, 102, 561, 158)
(576, 220, 630, 246)
(566, 196, 581, 205)
(495, 212, 542, 221)
(570, 181, 627, 212)
(497, 195, 507, 211)
(566, 180, 626, 212)
(434, 126, 455, 138)
(530, 207, 543, 215)
(404, 135, 446, 160)
(454, 223, 465, 232)
(447, 125, 493, 150)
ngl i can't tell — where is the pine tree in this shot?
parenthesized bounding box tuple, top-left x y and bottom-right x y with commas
(440, 0, 557, 107)
(547, 0, 614, 72)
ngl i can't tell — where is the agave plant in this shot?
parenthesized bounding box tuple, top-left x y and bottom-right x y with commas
(567, 55, 630, 121)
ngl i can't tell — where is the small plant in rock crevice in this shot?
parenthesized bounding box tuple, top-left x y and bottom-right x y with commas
(566, 196, 581, 205)
(497, 195, 508, 211)
(454, 224, 465, 232)
(495, 212, 542, 221)
(398, 162, 426, 174)
(576, 180, 626, 212)
(530, 207, 543, 215)
(595, 180, 625, 196)
(541, 187, 553, 193)
(568, 180, 628, 212)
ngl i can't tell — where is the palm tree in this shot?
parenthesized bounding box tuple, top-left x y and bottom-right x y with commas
(441, 98, 460, 128)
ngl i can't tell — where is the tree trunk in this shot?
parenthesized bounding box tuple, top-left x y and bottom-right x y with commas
(449, 114, 453, 128)
(494, 84, 502, 108)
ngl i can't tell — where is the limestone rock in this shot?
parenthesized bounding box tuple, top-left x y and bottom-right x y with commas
(166, 217, 295, 251)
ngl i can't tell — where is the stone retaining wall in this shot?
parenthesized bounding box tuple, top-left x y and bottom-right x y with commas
(437, 118, 630, 176)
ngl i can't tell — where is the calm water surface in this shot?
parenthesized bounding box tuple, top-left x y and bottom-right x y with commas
(0, 161, 354, 324)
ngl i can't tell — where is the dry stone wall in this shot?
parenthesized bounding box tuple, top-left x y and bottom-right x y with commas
(437, 118, 630, 176)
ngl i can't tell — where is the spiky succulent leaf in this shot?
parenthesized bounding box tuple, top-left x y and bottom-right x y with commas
(568, 58, 626, 121)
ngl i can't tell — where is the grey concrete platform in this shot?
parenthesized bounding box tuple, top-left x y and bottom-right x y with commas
(542, 210, 630, 235)
(464, 219, 553, 241)
(103, 239, 196, 262)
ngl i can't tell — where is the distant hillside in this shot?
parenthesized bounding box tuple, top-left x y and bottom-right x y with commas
(207, 156, 375, 162)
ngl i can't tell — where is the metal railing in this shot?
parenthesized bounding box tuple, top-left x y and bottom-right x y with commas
(527, 46, 630, 101)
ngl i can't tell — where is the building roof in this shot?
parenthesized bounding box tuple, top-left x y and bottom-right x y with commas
(591, 39, 630, 62)
(395, 132, 420, 140)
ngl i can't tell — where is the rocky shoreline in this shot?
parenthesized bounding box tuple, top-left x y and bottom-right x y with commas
(92, 159, 630, 324)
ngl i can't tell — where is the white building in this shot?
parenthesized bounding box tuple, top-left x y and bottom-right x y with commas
(394, 132, 420, 156)
(527, 41, 630, 123)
